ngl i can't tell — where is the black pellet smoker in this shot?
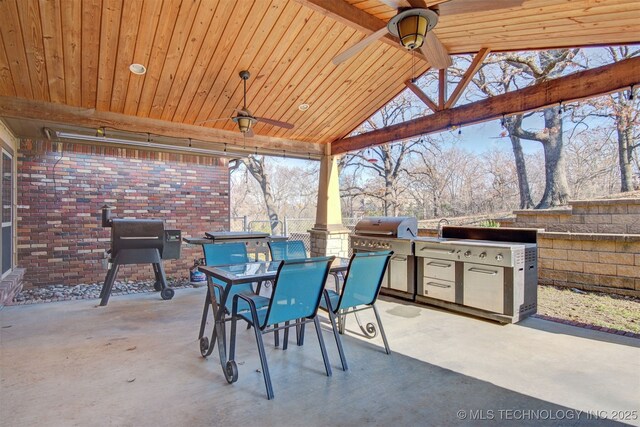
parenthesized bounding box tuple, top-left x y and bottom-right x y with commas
(99, 205, 182, 306)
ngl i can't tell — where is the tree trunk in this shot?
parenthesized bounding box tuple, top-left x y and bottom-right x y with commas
(243, 156, 280, 234)
(537, 108, 570, 208)
(616, 93, 635, 192)
(506, 115, 534, 209)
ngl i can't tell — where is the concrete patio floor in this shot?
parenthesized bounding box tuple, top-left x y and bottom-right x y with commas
(1, 288, 638, 427)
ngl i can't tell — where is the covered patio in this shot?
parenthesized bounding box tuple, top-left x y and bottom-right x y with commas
(1, 0, 640, 425)
(1, 288, 638, 426)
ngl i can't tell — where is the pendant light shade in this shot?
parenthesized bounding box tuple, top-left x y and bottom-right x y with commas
(387, 8, 439, 51)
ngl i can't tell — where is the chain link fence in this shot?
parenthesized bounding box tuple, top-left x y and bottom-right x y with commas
(231, 216, 361, 255)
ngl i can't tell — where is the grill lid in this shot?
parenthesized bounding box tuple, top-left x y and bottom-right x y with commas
(354, 216, 417, 239)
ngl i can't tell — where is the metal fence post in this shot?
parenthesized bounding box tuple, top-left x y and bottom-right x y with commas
(243, 215, 248, 232)
(284, 217, 288, 236)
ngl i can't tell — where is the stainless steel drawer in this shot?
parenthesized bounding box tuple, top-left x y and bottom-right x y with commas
(423, 278, 455, 302)
(423, 257, 455, 282)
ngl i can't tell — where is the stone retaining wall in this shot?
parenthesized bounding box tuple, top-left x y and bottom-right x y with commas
(537, 232, 640, 297)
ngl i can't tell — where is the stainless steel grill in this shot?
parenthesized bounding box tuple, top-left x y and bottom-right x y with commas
(351, 217, 417, 300)
(414, 226, 538, 323)
(99, 205, 182, 306)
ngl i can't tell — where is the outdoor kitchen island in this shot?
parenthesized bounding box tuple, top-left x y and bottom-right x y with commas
(414, 226, 539, 324)
(350, 218, 539, 324)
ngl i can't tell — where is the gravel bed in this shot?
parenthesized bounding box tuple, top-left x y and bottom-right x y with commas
(10, 278, 203, 305)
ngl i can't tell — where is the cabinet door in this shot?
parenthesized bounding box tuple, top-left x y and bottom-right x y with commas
(463, 262, 504, 313)
(388, 254, 409, 291)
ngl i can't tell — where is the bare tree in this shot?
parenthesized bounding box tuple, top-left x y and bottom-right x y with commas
(340, 94, 427, 216)
(230, 155, 280, 233)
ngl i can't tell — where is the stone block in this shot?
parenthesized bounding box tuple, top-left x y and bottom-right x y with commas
(567, 250, 598, 263)
(599, 204, 628, 214)
(615, 241, 640, 253)
(597, 224, 627, 234)
(601, 275, 636, 290)
(584, 262, 616, 276)
(617, 265, 640, 279)
(537, 237, 553, 248)
(572, 205, 599, 214)
(539, 248, 567, 260)
(553, 239, 582, 250)
(636, 254, 640, 267)
(599, 252, 634, 265)
(553, 260, 583, 272)
(610, 215, 640, 225)
(582, 240, 616, 252)
(583, 214, 612, 224)
(539, 258, 554, 269)
(566, 271, 599, 286)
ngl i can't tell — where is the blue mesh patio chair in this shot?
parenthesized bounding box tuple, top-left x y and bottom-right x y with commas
(269, 240, 342, 290)
(198, 243, 271, 357)
(268, 240, 307, 261)
(320, 251, 393, 371)
(227, 256, 335, 400)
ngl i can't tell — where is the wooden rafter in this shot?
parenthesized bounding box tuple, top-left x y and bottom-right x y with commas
(0, 97, 324, 156)
(332, 56, 640, 154)
(438, 69, 447, 109)
(444, 48, 491, 109)
(292, 0, 430, 64)
(404, 78, 440, 112)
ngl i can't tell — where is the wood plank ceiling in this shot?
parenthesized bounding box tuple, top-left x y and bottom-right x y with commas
(0, 0, 639, 147)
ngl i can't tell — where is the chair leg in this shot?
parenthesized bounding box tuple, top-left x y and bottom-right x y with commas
(297, 320, 306, 346)
(327, 309, 348, 371)
(372, 304, 391, 355)
(274, 324, 279, 347)
(229, 307, 238, 361)
(313, 317, 332, 377)
(283, 321, 290, 351)
(254, 327, 274, 399)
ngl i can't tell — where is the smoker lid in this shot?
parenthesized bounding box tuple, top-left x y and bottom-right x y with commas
(354, 216, 417, 238)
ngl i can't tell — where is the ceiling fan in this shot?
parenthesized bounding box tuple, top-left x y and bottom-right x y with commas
(332, 0, 523, 69)
(199, 70, 294, 136)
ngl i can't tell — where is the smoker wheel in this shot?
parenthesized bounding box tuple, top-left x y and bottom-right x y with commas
(160, 288, 175, 300)
(225, 360, 239, 384)
(199, 337, 209, 357)
(153, 281, 162, 291)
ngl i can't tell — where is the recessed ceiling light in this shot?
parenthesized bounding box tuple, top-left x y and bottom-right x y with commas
(129, 63, 147, 75)
(298, 103, 310, 111)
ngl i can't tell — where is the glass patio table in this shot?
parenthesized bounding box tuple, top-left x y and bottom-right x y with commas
(196, 257, 351, 382)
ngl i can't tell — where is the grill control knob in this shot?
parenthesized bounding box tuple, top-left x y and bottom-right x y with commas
(479, 252, 487, 259)
(495, 254, 504, 261)
(464, 251, 471, 258)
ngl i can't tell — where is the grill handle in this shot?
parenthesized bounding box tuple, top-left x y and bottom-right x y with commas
(425, 281, 451, 288)
(427, 261, 451, 268)
(119, 236, 161, 240)
(468, 267, 498, 275)
(420, 247, 455, 254)
(356, 230, 395, 236)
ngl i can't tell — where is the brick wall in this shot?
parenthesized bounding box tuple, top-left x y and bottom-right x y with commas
(18, 140, 229, 287)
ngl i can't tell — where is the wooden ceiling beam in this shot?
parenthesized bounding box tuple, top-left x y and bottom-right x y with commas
(444, 48, 491, 109)
(332, 55, 640, 154)
(293, 0, 430, 64)
(404, 78, 440, 112)
(0, 96, 324, 156)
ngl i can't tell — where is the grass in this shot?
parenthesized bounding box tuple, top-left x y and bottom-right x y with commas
(537, 285, 640, 334)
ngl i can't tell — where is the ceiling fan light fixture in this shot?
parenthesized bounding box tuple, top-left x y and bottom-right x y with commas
(388, 8, 439, 51)
(233, 115, 257, 133)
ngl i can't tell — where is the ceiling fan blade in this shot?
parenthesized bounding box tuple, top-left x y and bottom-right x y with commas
(438, 0, 523, 15)
(378, 0, 412, 7)
(196, 117, 231, 124)
(420, 31, 452, 69)
(332, 27, 389, 66)
(255, 116, 294, 130)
